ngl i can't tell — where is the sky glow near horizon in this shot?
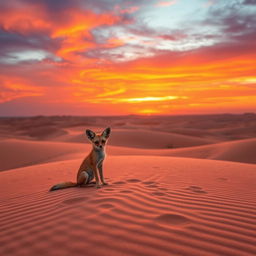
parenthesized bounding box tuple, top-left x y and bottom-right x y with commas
(0, 0, 256, 116)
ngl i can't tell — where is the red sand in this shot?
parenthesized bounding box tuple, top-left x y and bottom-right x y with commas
(0, 115, 256, 255)
(1, 157, 256, 256)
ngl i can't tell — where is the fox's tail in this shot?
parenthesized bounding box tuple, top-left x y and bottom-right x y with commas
(50, 181, 77, 191)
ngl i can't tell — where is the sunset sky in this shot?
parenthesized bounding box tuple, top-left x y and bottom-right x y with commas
(0, 0, 256, 116)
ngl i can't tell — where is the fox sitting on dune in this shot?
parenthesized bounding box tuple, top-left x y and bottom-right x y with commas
(50, 127, 111, 191)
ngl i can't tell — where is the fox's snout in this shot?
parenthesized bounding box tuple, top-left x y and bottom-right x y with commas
(93, 139, 106, 149)
(94, 143, 103, 149)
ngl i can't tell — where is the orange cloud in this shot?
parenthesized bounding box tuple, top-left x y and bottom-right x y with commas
(52, 10, 120, 38)
(156, 1, 177, 7)
(51, 10, 122, 60)
(0, 4, 122, 61)
(0, 2, 53, 34)
(65, 49, 256, 115)
(106, 38, 125, 48)
(0, 75, 44, 103)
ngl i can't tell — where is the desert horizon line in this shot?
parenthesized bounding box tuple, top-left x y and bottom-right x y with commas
(1, 112, 255, 119)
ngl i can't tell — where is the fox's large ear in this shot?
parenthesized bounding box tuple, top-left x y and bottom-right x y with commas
(101, 127, 111, 139)
(86, 129, 95, 141)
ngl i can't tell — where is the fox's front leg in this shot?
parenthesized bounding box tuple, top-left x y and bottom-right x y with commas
(98, 163, 108, 185)
(92, 166, 101, 188)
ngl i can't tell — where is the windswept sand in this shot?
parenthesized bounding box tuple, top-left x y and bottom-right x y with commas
(0, 156, 256, 256)
(0, 115, 256, 255)
(163, 138, 256, 164)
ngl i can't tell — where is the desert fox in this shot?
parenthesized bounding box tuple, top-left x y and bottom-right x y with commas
(50, 127, 111, 191)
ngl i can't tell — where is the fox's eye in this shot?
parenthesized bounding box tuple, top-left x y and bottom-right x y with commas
(95, 141, 99, 145)
(102, 140, 106, 144)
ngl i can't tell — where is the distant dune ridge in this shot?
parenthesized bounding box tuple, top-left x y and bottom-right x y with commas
(0, 114, 256, 255)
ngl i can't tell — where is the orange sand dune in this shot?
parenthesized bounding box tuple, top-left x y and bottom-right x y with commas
(165, 138, 256, 164)
(1, 136, 256, 172)
(161, 127, 222, 139)
(0, 156, 256, 256)
(210, 126, 256, 140)
(107, 137, 256, 165)
(58, 128, 217, 149)
(0, 139, 88, 171)
(0, 138, 158, 171)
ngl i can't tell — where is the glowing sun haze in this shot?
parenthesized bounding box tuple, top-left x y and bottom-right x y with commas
(0, 0, 255, 116)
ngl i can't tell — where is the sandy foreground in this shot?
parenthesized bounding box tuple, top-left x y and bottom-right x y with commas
(0, 115, 256, 255)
